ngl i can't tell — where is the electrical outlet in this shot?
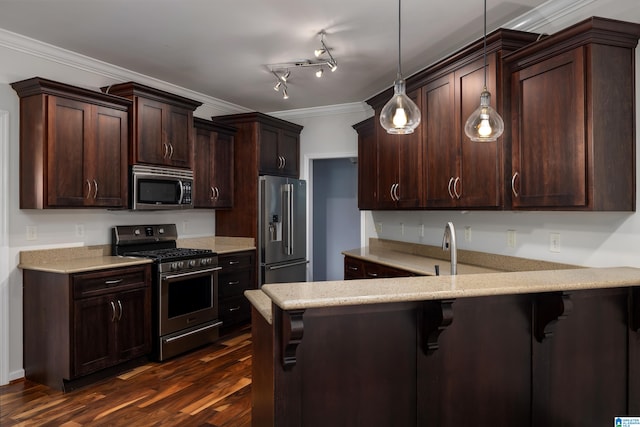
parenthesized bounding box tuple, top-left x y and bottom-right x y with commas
(375, 222, 383, 233)
(464, 226, 472, 242)
(507, 230, 516, 248)
(549, 233, 561, 252)
(418, 224, 424, 238)
(26, 225, 37, 241)
(75, 224, 85, 237)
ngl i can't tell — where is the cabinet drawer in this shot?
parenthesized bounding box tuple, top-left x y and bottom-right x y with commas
(344, 257, 366, 279)
(73, 266, 150, 299)
(219, 269, 253, 298)
(219, 251, 255, 271)
(219, 295, 251, 327)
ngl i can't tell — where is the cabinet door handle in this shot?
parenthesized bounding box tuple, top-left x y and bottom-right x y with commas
(105, 279, 123, 285)
(117, 300, 123, 321)
(93, 179, 98, 199)
(86, 179, 92, 199)
(210, 186, 215, 200)
(282, 156, 286, 169)
(214, 187, 220, 201)
(447, 177, 455, 199)
(163, 143, 169, 158)
(511, 172, 519, 197)
(453, 177, 461, 199)
(394, 183, 400, 201)
(110, 301, 117, 322)
(168, 143, 174, 159)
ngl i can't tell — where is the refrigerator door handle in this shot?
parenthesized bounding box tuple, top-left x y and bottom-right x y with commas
(283, 183, 294, 255)
(267, 260, 310, 270)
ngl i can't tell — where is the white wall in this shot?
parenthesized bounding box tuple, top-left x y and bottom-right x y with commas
(1, 0, 638, 384)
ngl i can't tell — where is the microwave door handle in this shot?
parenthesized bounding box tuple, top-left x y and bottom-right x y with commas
(178, 180, 184, 203)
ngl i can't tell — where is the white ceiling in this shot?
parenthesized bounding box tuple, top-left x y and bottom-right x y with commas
(0, 0, 548, 112)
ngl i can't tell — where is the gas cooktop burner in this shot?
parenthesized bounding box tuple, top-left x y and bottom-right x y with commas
(124, 247, 213, 261)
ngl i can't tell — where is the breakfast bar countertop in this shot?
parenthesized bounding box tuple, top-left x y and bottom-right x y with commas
(260, 267, 640, 311)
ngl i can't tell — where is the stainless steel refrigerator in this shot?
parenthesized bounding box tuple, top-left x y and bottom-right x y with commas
(259, 175, 308, 285)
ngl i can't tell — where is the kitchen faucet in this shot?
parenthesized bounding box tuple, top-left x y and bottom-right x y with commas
(442, 222, 457, 275)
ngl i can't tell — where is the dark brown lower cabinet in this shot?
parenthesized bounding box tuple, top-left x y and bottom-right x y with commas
(218, 250, 256, 334)
(23, 264, 151, 391)
(344, 255, 416, 279)
(252, 286, 640, 426)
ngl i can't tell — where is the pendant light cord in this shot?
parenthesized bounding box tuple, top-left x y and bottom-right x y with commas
(397, 0, 402, 78)
(483, 0, 487, 87)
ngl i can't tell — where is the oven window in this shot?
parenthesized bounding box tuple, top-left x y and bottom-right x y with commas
(167, 275, 213, 318)
(139, 179, 179, 203)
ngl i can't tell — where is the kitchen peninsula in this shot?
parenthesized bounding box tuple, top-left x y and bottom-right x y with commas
(246, 262, 640, 426)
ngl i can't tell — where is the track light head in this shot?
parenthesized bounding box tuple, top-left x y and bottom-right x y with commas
(314, 48, 325, 58)
(328, 60, 337, 72)
(316, 67, 323, 78)
(282, 87, 289, 99)
(281, 70, 290, 82)
(274, 81, 281, 91)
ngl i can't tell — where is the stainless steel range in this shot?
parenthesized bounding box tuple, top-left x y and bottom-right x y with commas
(112, 224, 221, 361)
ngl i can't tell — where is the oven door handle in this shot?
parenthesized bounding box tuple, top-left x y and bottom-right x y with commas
(163, 266, 221, 280)
(163, 321, 223, 344)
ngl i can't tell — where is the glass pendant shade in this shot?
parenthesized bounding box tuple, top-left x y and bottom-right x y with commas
(380, 76, 421, 134)
(464, 87, 504, 142)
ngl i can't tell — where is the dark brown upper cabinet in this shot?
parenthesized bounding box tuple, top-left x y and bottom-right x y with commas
(353, 117, 377, 210)
(193, 117, 236, 209)
(102, 82, 202, 169)
(506, 17, 640, 211)
(363, 29, 539, 211)
(12, 77, 130, 209)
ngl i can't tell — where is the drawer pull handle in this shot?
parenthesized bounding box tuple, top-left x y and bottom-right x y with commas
(228, 281, 240, 285)
(348, 266, 359, 271)
(105, 279, 123, 285)
(367, 272, 379, 278)
(228, 261, 240, 265)
(229, 306, 241, 312)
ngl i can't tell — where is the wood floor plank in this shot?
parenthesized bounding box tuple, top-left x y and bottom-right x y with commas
(0, 326, 252, 427)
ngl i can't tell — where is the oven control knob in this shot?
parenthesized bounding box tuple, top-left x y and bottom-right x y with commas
(202, 258, 209, 266)
(178, 261, 184, 269)
(189, 260, 197, 267)
(171, 262, 178, 271)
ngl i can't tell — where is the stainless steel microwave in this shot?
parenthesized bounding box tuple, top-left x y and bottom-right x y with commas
(131, 165, 194, 210)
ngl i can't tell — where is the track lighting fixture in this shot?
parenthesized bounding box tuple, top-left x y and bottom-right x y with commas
(266, 31, 339, 99)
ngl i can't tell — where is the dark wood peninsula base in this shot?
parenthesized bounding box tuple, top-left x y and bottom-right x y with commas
(249, 283, 640, 426)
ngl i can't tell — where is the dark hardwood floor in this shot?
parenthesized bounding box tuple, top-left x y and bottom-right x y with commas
(0, 327, 252, 426)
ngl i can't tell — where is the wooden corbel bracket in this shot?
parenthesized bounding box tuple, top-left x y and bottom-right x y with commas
(281, 309, 305, 368)
(534, 292, 573, 342)
(421, 299, 454, 355)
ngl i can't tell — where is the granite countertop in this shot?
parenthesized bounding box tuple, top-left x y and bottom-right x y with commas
(261, 267, 640, 311)
(19, 236, 256, 274)
(18, 246, 153, 273)
(342, 246, 499, 276)
(245, 289, 272, 324)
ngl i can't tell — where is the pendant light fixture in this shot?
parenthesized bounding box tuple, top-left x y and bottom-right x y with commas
(379, 0, 421, 135)
(464, 0, 504, 142)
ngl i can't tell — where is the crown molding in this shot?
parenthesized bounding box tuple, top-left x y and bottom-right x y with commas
(269, 102, 374, 121)
(0, 27, 251, 115)
(502, 0, 598, 32)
